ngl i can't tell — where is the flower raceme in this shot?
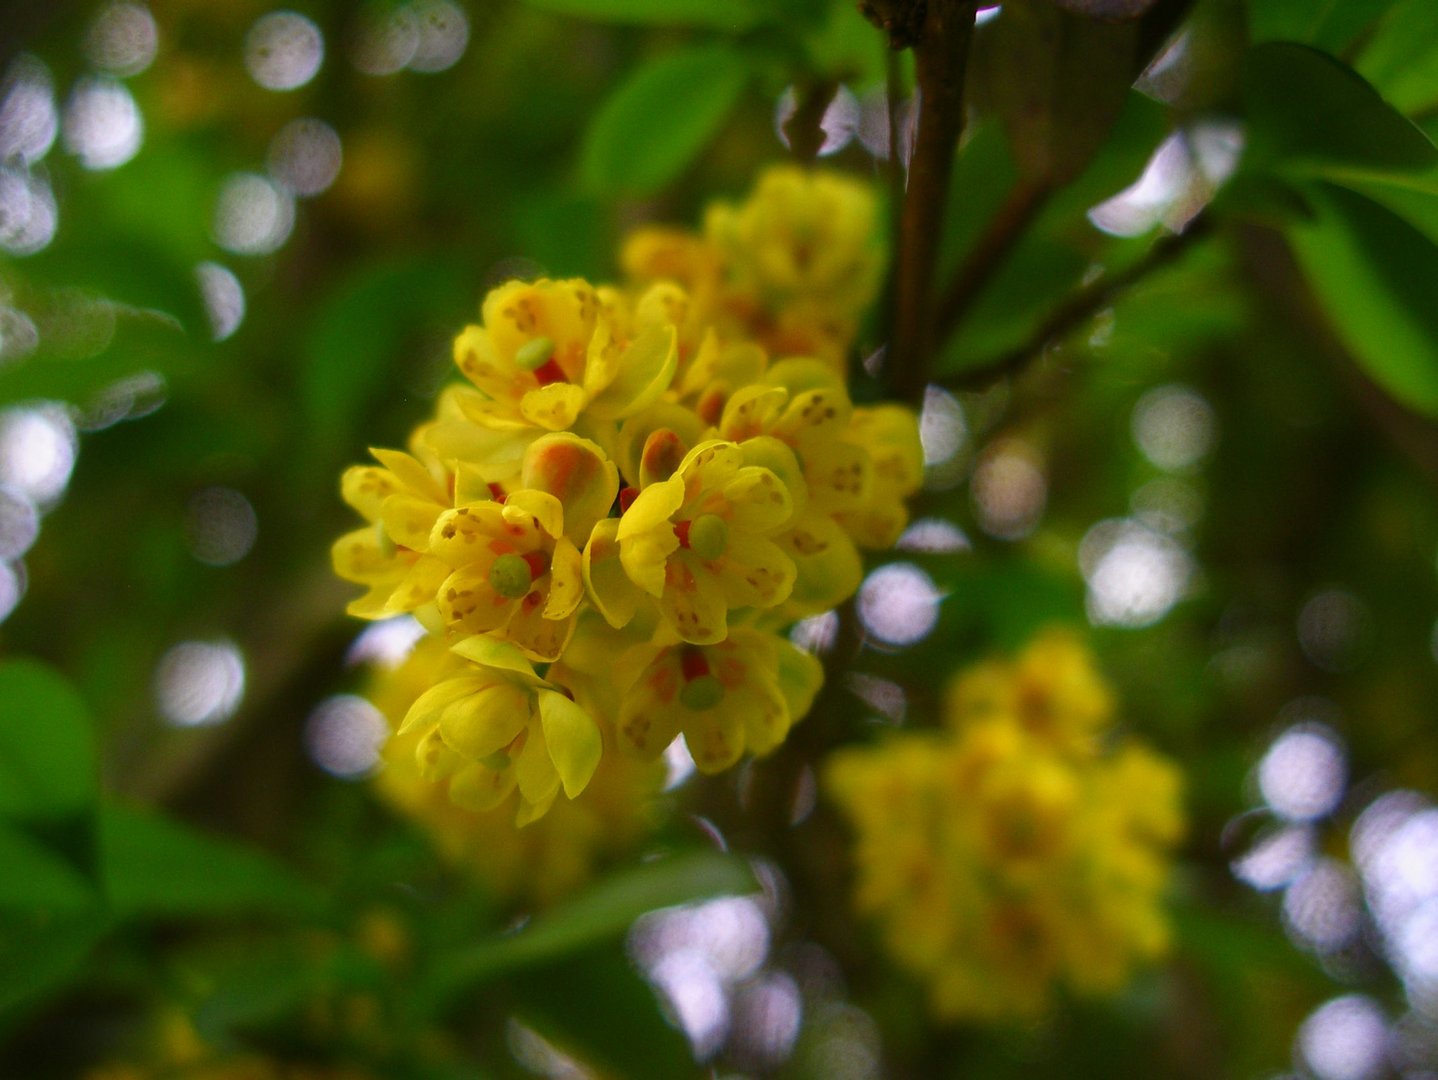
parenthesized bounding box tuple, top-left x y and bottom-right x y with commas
(824, 631, 1185, 1021)
(331, 166, 920, 824)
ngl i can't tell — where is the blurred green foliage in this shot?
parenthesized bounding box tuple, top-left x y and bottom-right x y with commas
(2, 0, 1438, 1076)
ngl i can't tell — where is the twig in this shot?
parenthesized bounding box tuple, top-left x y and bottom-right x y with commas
(782, 79, 841, 164)
(940, 215, 1212, 392)
(887, 0, 979, 405)
(934, 180, 1051, 342)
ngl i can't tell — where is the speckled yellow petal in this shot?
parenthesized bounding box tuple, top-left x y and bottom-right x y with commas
(520, 382, 586, 431)
(583, 518, 644, 628)
(803, 439, 873, 515)
(764, 357, 845, 396)
(659, 554, 728, 645)
(342, 465, 404, 523)
(678, 440, 743, 497)
(384, 554, 449, 614)
(382, 494, 445, 551)
(850, 404, 924, 492)
(738, 436, 807, 522)
(503, 489, 565, 543)
(414, 725, 464, 781)
(587, 323, 678, 421)
(438, 682, 531, 761)
(505, 594, 576, 662)
(331, 527, 394, 584)
(732, 678, 791, 759)
(436, 564, 511, 635)
(721, 466, 792, 534)
(715, 534, 795, 610)
(544, 537, 584, 620)
(617, 658, 684, 759)
(719, 384, 786, 442)
(538, 689, 601, 799)
(371, 447, 448, 505)
(619, 474, 684, 538)
(683, 700, 747, 774)
(454, 324, 519, 402)
(429, 503, 509, 567)
(777, 514, 863, 615)
(520, 432, 618, 543)
(616, 403, 709, 486)
(774, 385, 852, 445)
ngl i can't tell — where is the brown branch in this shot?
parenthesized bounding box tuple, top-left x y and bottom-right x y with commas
(888, 0, 979, 405)
(782, 79, 841, 164)
(940, 215, 1212, 392)
(934, 179, 1052, 343)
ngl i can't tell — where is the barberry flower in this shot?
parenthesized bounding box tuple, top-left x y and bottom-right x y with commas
(604, 440, 796, 644)
(617, 627, 822, 773)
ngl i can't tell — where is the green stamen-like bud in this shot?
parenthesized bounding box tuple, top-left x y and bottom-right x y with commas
(481, 750, 510, 772)
(514, 335, 555, 371)
(680, 674, 724, 711)
(488, 552, 533, 599)
(687, 514, 728, 561)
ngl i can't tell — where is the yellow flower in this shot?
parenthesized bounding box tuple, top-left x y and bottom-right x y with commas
(369, 634, 663, 905)
(593, 440, 797, 644)
(617, 626, 822, 773)
(399, 637, 602, 825)
(330, 446, 455, 620)
(824, 628, 1184, 1022)
(452, 278, 679, 433)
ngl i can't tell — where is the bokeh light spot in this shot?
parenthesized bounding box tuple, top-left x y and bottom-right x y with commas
(0, 55, 58, 165)
(0, 486, 39, 561)
(155, 640, 246, 727)
(1258, 721, 1346, 822)
(85, 2, 159, 77)
(184, 486, 258, 566)
(0, 403, 77, 505)
(305, 694, 388, 778)
(62, 76, 143, 170)
(1131, 383, 1215, 472)
(245, 12, 325, 91)
(971, 440, 1046, 540)
(858, 562, 941, 646)
(1296, 995, 1390, 1080)
(212, 172, 296, 256)
(0, 167, 58, 255)
(407, 0, 470, 73)
(1080, 517, 1192, 628)
(195, 262, 246, 340)
(267, 117, 342, 197)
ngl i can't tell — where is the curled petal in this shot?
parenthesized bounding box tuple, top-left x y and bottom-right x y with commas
(520, 382, 586, 431)
(722, 466, 792, 534)
(520, 432, 619, 543)
(342, 465, 403, 523)
(437, 564, 512, 635)
(715, 535, 795, 610)
(583, 518, 645, 628)
(371, 447, 448, 505)
(545, 537, 584, 620)
(587, 323, 679, 420)
(449, 761, 516, 813)
(538, 689, 602, 799)
(382, 494, 446, 551)
(659, 555, 728, 644)
(503, 489, 566, 543)
(438, 682, 531, 761)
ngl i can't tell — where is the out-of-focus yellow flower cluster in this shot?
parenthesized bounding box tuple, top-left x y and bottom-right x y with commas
(824, 629, 1185, 1022)
(333, 166, 918, 825)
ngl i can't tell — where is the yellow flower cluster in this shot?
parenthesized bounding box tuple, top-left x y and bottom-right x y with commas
(332, 166, 919, 824)
(368, 636, 664, 905)
(824, 630, 1184, 1022)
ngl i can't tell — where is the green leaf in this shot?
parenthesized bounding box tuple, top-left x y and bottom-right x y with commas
(509, 943, 694, 1080)
(99, 803, 326, 920)
(977, 0, 1140, 186)
(1248, 0, 1398, 52)
(1357, 0, 1438, 115)
(0, 659, 97, 821)
(1288, 183, 1438, 417)
(1243, 42, 1438, 174)
(523, 0, 766, 29)
(427, 850, 756, 998)
(580, 45, 749, 196)
(301, 258, 469, 446)
(0, 911, 106, 1016)
(0, 823, 98, 912)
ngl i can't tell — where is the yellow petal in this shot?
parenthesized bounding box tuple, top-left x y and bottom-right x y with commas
(618, 475, 684, 538)
(449, 762, 516, 812)
(437, 564, 512, 635)
(502, 489, 565, 543)
(538, 689, 602, 799)
(382, 494, 445, 551)
(722, 466, 792, 534)
(764, 356, 845, 396)
(583, 518, 644, 628)
(520, 382, 586, 431)
(777, 514, 863, 615)
(719, 384, 786, 442)
(715, 534, 795, 610)
(514, 787, 558, 827)
(544, 537, 584, 620)
(618, 657, 685, 759)
(505, 593, 576, 662)
(331, 527, 396, 584)
(514, 719, 561, 807)
(587, 323, 679, 420)
(438, 682, 531, 761)
(804, 439, 873, 515)
(733, 678, 791, 759)
(616, 403, 709, 487)
(775, 636, 824, 723)
(450, 636, 548, 686)
(399, 675, 492, 736)
(683, 701, 747, 774)
(738, 436, 807, 520)
(341, 465, 403, 523)
(454, 324, 518, 402)
(370, 447, 447, 505)
(677, 440, 743, 497)
(384, 555, 450, 614)
(774, 385, 852, 445)
(429, 503, 508, 567)
(520, 432, 619, 543)
(659, 555, 728, 645)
